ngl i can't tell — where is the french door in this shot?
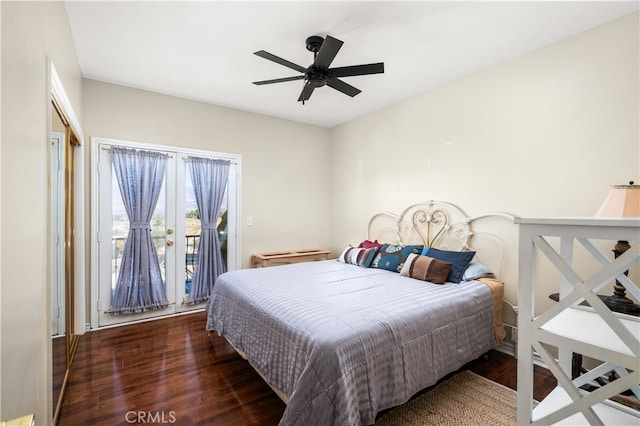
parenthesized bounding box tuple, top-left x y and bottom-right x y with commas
(92, 138, 240, 327)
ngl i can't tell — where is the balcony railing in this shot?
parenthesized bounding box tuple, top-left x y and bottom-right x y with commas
(111, 235, 201, 292)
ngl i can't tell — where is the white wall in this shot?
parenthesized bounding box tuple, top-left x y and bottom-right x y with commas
(1, 1, 83, 423)
(328, 13, 639, 315)
(82, 79, 332, 269)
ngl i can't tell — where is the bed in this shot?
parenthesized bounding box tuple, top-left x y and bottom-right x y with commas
(206, 200, 516, 425)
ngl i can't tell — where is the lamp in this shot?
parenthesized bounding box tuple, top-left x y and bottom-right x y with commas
(595, 181, 640, 314)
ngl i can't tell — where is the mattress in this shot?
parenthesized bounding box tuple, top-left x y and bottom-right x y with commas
(206, 260, 500, 425)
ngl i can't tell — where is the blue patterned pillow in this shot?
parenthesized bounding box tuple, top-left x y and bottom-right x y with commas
(422, 247, 476, 283)
(372, 244, 424, 272)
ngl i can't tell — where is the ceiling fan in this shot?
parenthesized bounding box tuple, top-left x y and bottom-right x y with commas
(252, 35, 384, 104)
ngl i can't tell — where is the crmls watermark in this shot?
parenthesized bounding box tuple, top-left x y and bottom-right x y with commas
(125, 411, 177, 424)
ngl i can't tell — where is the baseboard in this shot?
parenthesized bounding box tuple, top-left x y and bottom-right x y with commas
(494, 340, 515, 357)
(494, 340, 550, 370)
(86, 308, 205, 332)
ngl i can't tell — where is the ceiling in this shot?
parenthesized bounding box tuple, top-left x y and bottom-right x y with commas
(65, 1, 639, 128)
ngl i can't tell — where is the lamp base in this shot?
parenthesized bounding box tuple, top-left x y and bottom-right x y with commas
(603, 240, 640, 315)
(604, 293, 640, 315)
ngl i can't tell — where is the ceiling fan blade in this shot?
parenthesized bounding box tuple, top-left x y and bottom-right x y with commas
(254, 50, 306, 73)
(327, 78, 361, 97)
(313, 35, 343, 69)
(253, 75, 305, 85)
(297, 83, 315, 102)
(330, 62, 384, 78)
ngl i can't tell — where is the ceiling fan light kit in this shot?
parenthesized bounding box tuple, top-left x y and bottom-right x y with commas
(253, 35, 385, 104)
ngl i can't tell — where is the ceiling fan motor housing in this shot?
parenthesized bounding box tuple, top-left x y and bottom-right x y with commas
(306, 67, 328, 87)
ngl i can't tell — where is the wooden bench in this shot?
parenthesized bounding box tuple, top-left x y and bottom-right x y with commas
(251, 249, 331, 268)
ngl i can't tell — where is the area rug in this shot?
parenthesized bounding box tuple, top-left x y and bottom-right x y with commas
(375, 370, 518, 426)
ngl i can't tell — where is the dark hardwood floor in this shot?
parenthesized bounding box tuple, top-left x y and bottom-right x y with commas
(52, 335, 66, 416)
(58, 312, 555, 426)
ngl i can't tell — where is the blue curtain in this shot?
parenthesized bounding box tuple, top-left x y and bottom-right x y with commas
(111, 147, 169, 314)
(187, 157, 230, 304)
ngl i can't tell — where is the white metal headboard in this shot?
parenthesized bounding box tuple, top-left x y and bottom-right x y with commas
(367, 200, 517, 276)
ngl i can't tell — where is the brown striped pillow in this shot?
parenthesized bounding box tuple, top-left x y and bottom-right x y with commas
(399, 253, 452, 284)
(337, 246, 380, 268)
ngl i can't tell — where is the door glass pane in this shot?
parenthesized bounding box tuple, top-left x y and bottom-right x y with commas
(184, 167, 228, 295)
(151, 179, 167, 280)
(218, 187, 228, 269)
(184, 172, 199, 295)
(111, 167, 167, 301)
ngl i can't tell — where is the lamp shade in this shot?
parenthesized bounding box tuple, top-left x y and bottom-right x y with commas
(595, 184, 640, 217)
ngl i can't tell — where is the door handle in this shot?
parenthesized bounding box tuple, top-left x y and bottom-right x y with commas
(167, 228, 174, 235)
(167, 240, 174, 247)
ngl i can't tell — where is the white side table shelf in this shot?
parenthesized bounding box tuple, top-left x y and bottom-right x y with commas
(516, 217, 640, 425)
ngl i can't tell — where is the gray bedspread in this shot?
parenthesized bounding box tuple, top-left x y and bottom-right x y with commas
(206, 260, 497, 426)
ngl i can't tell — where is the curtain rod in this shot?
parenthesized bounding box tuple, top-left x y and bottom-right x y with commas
(100, 146, 173, 158)
(100, 146, 239, 164)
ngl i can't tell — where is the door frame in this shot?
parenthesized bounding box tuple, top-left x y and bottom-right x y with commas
(49, 61, 86, 425)
(90, 136, 242, 329)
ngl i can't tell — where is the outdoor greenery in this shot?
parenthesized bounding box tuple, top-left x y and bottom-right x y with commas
(185, 209, 200, 219)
